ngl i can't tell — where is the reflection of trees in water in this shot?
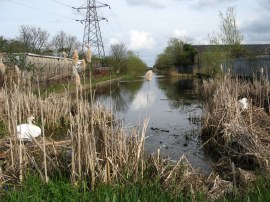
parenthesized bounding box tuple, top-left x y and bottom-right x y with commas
(92, 80, 144, 113)
(157, 76, 196, 109)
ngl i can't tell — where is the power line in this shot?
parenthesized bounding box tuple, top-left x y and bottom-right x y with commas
(6, 0, 80, 22)
(49, 0, 74, 9)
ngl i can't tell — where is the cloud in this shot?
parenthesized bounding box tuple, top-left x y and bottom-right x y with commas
(241, 15, 270, 43)
(131, 91, 156, 110)
(125, 0, 166, 9)
(174, 0, 239, 9)
(108, 37, 121, 46)
(173, 29, 188, 38)
(257, 0, 270, 10)
(128, 30, 155, 50)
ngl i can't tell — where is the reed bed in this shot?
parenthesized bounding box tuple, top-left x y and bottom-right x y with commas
(0, 81, 229, 200)
(200, 75, 270, 180)
(0, 62, 251, 200)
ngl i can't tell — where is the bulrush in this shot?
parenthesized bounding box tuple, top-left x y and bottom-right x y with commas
(86, 45, 92, 64)
(81, 59, 86, 72)
(14, 65, 21, 84)
(0, 62, 6, 74)
(62, 51, 68, 64)
(73, 71, 82, 87)
(72, 50, 79, 66)
(145, 69, 153, 81)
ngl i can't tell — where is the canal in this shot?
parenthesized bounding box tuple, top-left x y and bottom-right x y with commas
(92, 73, 211, 173)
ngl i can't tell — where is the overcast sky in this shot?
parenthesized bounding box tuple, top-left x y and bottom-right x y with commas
(1, 0, 270, 66)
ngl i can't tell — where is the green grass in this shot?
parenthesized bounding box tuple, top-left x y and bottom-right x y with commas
(1, 175, 199, 202)
(3, 167, 270, 202)
(220, 177, 270, 202)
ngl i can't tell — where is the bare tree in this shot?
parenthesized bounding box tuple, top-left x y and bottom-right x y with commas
(109, 43, 127, 63)
(19, 25, 50, 53)
(109, 43, 128, 73)
(50, 31, 81, 57)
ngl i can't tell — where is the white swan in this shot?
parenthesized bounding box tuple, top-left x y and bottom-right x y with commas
(17, 116, 41, 141)
(238, 98, 248, 110)
(145, 69, 153, 81)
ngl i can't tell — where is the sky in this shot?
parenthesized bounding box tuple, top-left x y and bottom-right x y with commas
(1, 0, 270, 66)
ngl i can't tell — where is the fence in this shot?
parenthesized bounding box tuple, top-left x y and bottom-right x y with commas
(24, 53, 75, 82)
(221, 55, 270, 79)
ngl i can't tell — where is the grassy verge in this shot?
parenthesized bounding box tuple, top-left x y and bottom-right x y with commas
(5, 174, 270, 201)
(1, 175, 195, 202)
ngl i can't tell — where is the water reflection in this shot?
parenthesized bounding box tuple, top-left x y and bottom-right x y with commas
(92, 73, 210, 173)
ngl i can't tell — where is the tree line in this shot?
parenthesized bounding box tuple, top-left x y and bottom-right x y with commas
(0, 25, 148, 77)
(0, 25, 81, 57)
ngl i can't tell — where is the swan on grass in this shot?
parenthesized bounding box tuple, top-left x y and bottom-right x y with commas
(17, 116, 41, 141)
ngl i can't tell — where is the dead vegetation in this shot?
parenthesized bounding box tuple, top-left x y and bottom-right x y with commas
(0, 73, 242, 200)
(199, 75, 270, 187)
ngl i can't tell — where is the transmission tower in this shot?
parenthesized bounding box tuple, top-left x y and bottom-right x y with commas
(78, 0, 109, 58)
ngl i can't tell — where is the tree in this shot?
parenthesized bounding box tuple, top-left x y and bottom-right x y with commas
(201, 6, 245, 75)
(50, 31, 81, 57)
(218, 6, 243, 45)
(109, 43, 128, 73)
(126, 51, 147, 76)
(154, 37, 197, 71)
(18, 25, 50, 53)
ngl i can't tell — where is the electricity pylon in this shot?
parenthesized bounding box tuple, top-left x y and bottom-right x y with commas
(79, 0, 109, 58)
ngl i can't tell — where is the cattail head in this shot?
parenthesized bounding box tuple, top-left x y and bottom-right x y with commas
(260, 67, 264, 75)
(15, 65, 21, 75)
(72, 50, 79, 66)
(145, 69, 153, 81)
(86, 47, 92, 64)
(0, 63, 6, 74)
(74, 71, 81, 86)
(81, 59, 86, 72)
(62, 51, 68, 64)
(14, 65, 21, 84)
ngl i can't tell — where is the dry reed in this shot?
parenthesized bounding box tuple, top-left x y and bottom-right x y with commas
(0, 84, 156, 190)
(72, 50, 79, 67)
(0, 71, 242, 199)
(85, 46, 92, 64)
(200, 75, 270, 175)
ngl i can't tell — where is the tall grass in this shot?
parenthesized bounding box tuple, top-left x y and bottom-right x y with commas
(0, 82, 151, 186)
(0, 72, 213, 200)
(199, 75, 270, 182)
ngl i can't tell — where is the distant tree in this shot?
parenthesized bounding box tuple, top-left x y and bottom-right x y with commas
(155, 53, 173, 70)
(50, 31, 81, 57)
(155, 37, 196, 71)
(126, 51, 147, 76)
(109, 43, 128, 73)
(0, 36, 27, 53)
(0, 36, 8, 51)
(18, 25, 50, 53)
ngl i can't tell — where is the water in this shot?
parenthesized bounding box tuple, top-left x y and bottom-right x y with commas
(92, 73, 211, 173)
